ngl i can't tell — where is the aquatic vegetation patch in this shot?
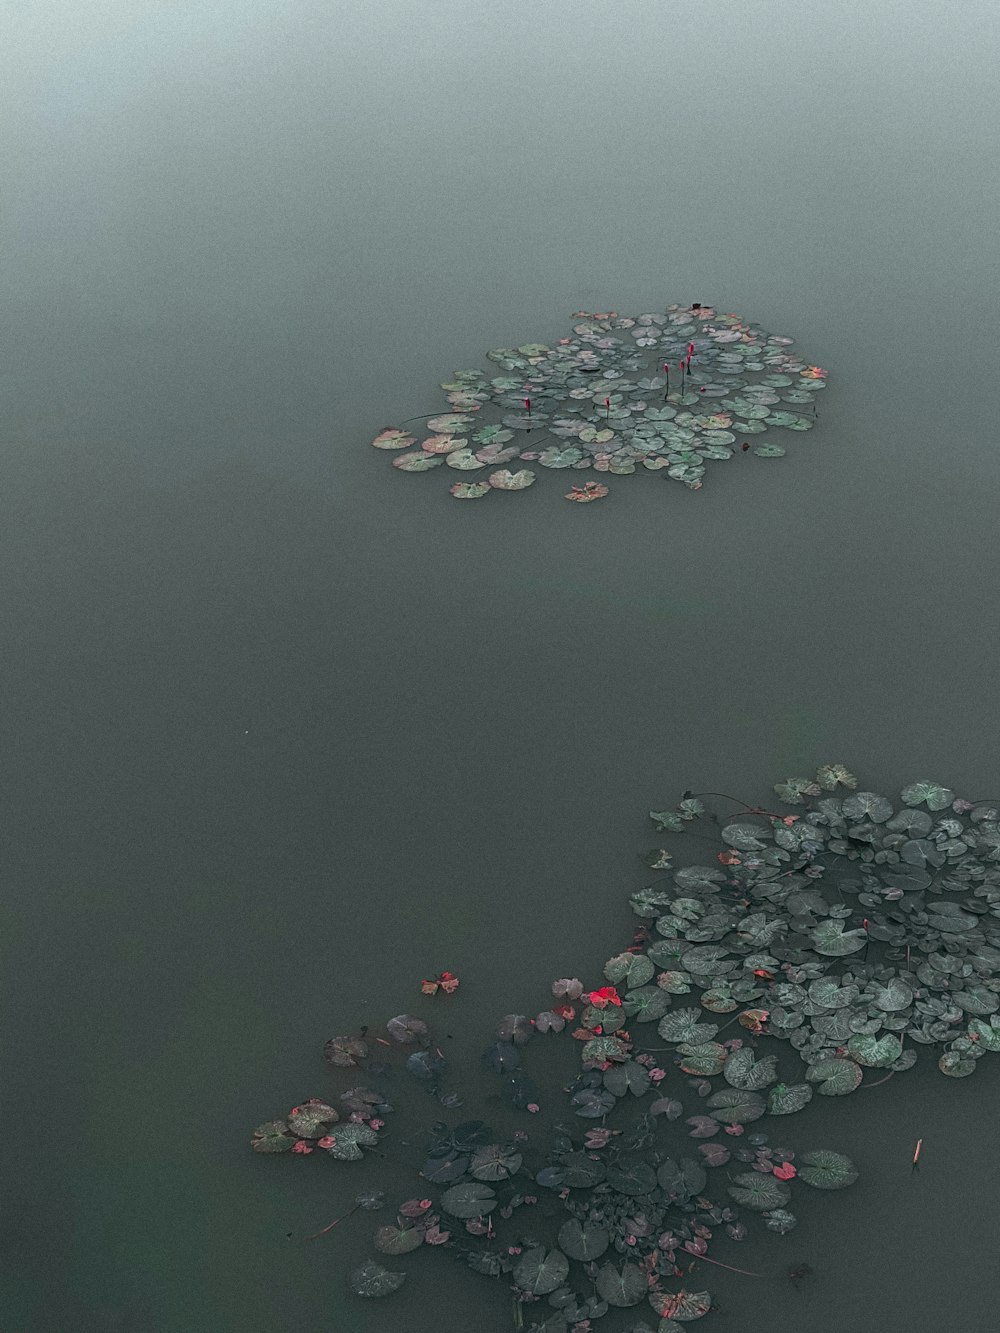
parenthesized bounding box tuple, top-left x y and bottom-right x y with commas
(371, 304, 827, 499)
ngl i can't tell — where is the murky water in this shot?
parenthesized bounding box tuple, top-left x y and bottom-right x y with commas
(2, 3, 999, 1329)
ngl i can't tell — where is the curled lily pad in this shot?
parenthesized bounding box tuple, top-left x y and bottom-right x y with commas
(901, 780, 956, 810)
(566, 482, 609, 502)
(349, 1259, 405, 1298)
(797, 1149, 859, 1189)
(450, 481, 490, 499)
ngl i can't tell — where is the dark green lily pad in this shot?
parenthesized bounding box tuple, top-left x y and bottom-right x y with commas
(373, 1223, 425, 1255)
(805, 1059, 863, 1096)
(798, 1149, 859, 1189)
(251, 1121, 293, 1153)
(349, 1259, 406, 1298)
(706, 1088, 766, 1124)
(558, 1218, 610, 1261)
(596, 1262, 647, 1307)
(440, 1182, 497, 1218)
(727, 1171, 792, 1211)
(514, 1247, 570, 1296)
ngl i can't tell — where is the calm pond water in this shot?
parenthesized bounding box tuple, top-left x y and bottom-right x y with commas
(2, 3, 1000, 1330)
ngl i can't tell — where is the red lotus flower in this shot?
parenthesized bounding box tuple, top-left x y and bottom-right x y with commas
(588, 986, 622, 1009)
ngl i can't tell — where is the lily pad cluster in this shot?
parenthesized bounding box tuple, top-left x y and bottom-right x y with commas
(638, 766, 1000, 1083)
(371, 304, 827, 498)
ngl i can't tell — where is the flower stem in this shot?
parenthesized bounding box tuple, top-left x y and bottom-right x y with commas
(306, 1203, 360, 1240)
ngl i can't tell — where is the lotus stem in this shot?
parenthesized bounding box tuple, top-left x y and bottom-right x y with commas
(306, 1202, 361, 1240)
(687, 1252, 762, 1278)
(861, 1070, 895, 1089)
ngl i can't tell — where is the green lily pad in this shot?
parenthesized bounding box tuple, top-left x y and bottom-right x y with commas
(372, 428, 416, 450)
(939, 1049, 977, 1077)
(287, 1101, 339, 1137)
(596, 1262, 647, 1307)
(426, 414, 474, 434)
(445, 449, 485, 470)
(706, 1088, 766, 1124)
(766, 1082, 813, 1115)
(901, 780, 956, 811)
(488, 468, 535, 490)
(373, 1223, 425, 1255)
(723, 1048, 779, 1090)
(727, 1171, 792, 1211)
(805, 1058, 863, 1096)
(622, 986, 671, 1022)
(752, 443, 785, 457)
(470, 1144, 523, 1181)
(349, 1259, 405, 1298)
(847, 1033, 902, 1068)
(324, 1123, 379, 1160)
(251, 1120, 293, 1153)
(798, 1149, 859, 1189)
(558, 1218, 610, 1261)
(658, 1009, 720, 1044)
(514, 1247, 570, 1296)
(450, 481, 490, 498)
(441, 1182, 498, 1218)
(605, 953, 656, 987)
(392, 451, 444, 472)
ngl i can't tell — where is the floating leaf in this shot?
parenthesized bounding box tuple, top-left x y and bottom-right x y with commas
(372, 429, 415, 450)
(391, 451, 444, 472)
(373, 1224, 424, 1255)
(723, 1048, 779, 1090)
(727, 1171, 792, 1211)
(440, 1182, 497, 1218)
(251, 1121, 293, 1154)
(470, 1144, 523, 1181)
(596, 1262, 647, 1307)
(287, 1101, 339, 1138)
(766, 1082, 813, 1115)
(901, 781, 956, 811)
(386, 1015, 428, 1044)
(349, 1259, 405, 1298)
(648, 1289, 712, 1321)
(805, 1059, 863, 1096)
(488, 468, 535, 490)
(324, 1036, 368, 1068)
(450, 481, 490, 499)
(324, 1123, 379, 1160)
(797, 1149, 859, 1190)
(846, 1034, 902, 1068)
(605, 953, 656, 988)
(514, 1247, 570, 1296)
(558, 1219, 610, 1261)
(706, 1088, 766, 1124)
(426, 414, 474, 434)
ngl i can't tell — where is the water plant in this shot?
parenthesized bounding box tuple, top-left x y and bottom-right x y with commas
(371, 304, 827, 499)
(251, 764, 1000, 1326)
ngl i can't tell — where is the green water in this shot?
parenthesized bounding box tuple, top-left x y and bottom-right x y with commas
(2, 2, 999, 1329)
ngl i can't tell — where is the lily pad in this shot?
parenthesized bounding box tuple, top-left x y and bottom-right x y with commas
(727, 1172, 792, 1211)
(488, 468, 535, 490)
(558, 1219, 610, 1261)
(596, 1262, 647, 1307)
(797, 1149, 859, 1189)
(373, 1223, 424, 1255)
(450, 481, 490, 498)
(805, 1059, 863, 1096)
(706, 1088, 766, 1124)
(349, 1259, 405, 1298)
(766, 1082, 813, 1115)
(514, 1248, 570, 1296)
(440, 1182, 498, 1218)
